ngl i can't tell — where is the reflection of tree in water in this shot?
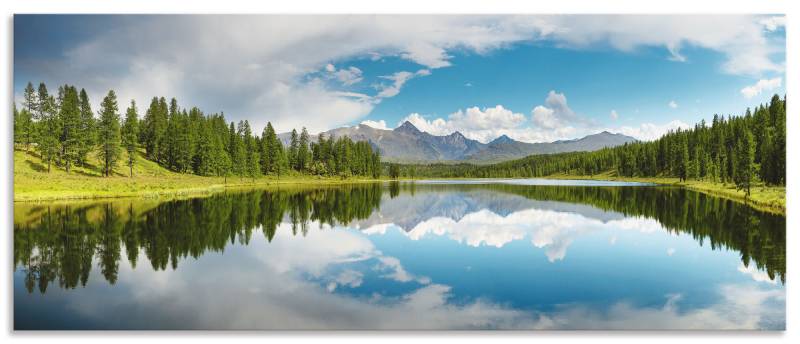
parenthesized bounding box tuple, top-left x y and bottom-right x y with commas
(14, 182, 784, 293)
(477, 184, 785, 284)
(14, 184, 383, 294)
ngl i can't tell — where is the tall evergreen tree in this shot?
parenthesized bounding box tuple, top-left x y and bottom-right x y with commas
(298, 127, 311, 172)
(229, 122, 245, 177)
(288, 129, 299, 170)
(58, 85, 81, 173)
(36, 84, 60, 172)
(76, 89, 96, 166)
(121, 100, 139, 177)
(97, 90, 122, 177)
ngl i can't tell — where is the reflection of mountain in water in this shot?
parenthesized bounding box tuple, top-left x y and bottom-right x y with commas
(14, 182, 786, 293)
(351, 186, 626, 231)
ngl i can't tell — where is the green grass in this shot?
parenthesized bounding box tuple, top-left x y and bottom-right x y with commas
(546, 170, 785, 215)
(14, 148, 786, 215)
(13, 148, 384, 202)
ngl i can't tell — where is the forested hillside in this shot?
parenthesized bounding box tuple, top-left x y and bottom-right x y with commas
(13, 82, 382, 180)
(399, 94, 786, 195)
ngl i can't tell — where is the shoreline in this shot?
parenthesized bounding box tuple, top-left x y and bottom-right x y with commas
(14, 173, 785, 215)
(543, 173, 786, 215)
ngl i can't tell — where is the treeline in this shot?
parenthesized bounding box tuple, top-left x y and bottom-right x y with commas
(14, 82, 382, 179)
(403, 95, 786, 195)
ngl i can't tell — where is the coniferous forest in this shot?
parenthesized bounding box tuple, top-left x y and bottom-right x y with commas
(403, 95, 786, 196)
(13, 82, 383, 180)
(13, 81, 786, 198)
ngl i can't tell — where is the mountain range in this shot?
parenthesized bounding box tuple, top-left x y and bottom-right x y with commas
(279, 121, 636, 163)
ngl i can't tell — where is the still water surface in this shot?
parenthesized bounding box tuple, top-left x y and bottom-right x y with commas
(14, 181, 785, 330)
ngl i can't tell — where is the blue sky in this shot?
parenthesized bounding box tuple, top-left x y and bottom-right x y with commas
(14, 15, 786, 142)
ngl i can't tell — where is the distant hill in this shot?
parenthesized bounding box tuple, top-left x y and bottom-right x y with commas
(279, 121, 636, 163)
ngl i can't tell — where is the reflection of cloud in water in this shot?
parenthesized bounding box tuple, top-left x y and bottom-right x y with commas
(62, 223, 783, 329)
(367, 207, 664, 262)
(738, 263, 778, 285)
(532, 285, 784, 330)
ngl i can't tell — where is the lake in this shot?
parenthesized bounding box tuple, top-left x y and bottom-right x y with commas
(13, 180, 786, 330)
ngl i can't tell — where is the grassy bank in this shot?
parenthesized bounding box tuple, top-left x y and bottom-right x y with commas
(14, 149, 785, 215)
(545, 171, 785, 215)
(13, 149, 383, 202)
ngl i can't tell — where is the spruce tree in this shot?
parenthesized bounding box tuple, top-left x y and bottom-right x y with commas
(59, 86, 81, 173)
(77, 89, 96, 166)
(97, 90, 122, 177)
(36, 84, 60, 173)
(122, 100, 139, 177)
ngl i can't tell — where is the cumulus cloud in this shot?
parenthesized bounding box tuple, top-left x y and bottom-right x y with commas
(401, 105, 527, 142)
(668, 100, 678, 109)
(359, 119, 389, 130)
(18, 14, 785, 135)
(399, 90, 589, 143)
(740, 77, 782, 99)
(738, 263, 778, 285)
(611, 120, 691, 141)
(532, 90, 581, 129)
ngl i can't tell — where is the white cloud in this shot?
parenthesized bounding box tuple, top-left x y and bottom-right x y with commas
(610, 110, 619, 120)
(538, 15, 784, 75)
(667, 248, 676, 256)
(668, 100, 678, 109)
(532, 90, 578, 129)
(401, 105, 527, 143)
(611, 120, 691, 141)
(360, 119, 389, 130)
(738, 263, 778, 285)
(375, 69, 430, 99)
(740, 77, 782, 99)
(759, 16, 786, 32)
(24, 15, 784, 134)
(399, 90, 587, 143)
(326, 65, 364, 86)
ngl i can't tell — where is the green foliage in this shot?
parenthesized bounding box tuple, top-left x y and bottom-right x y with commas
(77, 89, 96, 166)
(35, 83, 60, 173)
(58, 85, 81, 173)
(122, 100, 139, 177)
(389, 163, 401, 179)
(16, 81, 382, 180)
(404, 96, 786, 188)
(97, 90, 122, 177)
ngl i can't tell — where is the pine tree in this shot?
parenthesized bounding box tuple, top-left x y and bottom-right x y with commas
(36, 84, 60, 172)
(298, 127, 310, 172)
(121, 100, 139, 177)
(97, 90, 122, 177)
(288, 129, 299, 170)
(19, 82, 37, 151)
(229, 122, 245, 177)
(76, 89, 96, 166)
(733, 128, 755, 196)
(59, 86, 81, 173)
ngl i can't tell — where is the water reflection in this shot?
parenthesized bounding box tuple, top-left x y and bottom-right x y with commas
(14, 182, 785, 329)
